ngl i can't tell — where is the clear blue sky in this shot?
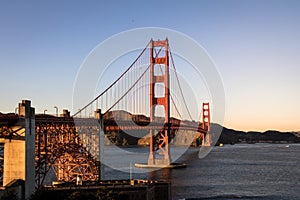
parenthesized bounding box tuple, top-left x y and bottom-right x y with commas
(1, 0, 299, 131)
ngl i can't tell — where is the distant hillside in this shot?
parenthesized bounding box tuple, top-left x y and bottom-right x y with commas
(103, 111, 300, 146)
(102, 111, 300, 146)
(212, 123, 300, 145)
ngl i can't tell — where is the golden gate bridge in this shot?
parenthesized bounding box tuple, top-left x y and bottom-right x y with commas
(0, 38, 211, 189)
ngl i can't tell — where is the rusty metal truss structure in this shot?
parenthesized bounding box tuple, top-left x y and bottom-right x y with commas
(0, 144, 3, 186)
(0, 114, 25, 140)
(0, 112, 208, 187)
(35, 116, 100, 187)
(0, 113, 101, 187)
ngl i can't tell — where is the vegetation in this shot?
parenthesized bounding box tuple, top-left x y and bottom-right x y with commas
(29, 187, 129, 200)
(0, 189, 18, 200)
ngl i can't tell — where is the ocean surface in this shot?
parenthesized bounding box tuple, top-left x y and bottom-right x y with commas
(102, 143, 300, 200)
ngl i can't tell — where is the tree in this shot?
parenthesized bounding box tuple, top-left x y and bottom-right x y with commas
(96, 189, 119, 200)
(1, 189, 18, 200)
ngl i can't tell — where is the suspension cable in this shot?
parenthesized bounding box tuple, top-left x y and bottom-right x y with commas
(169, 45, 193, 121)
(104, 46, 164, 115)
(104, 66, 150, 115)
(154, 48, 183, 120)
(73, 41, 151, 117)
(170, 94, 183, 119)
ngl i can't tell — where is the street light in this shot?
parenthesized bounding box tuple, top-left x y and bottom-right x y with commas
(44, 109, 47, 115)
(54, 106, 58, 117)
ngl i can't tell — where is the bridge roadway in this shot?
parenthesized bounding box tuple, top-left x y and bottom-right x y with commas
(0, 113, 206, 142)
(103, 119, 206, 133)
(0, 113, 25, 140)
(33, 115, 207, 133)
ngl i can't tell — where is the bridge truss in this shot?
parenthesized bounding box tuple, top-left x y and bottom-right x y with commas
(35, 116, 100, 186)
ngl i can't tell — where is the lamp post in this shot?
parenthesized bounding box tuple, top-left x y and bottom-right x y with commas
(54, 106, 58, 117)
(44, 109, 47, 115)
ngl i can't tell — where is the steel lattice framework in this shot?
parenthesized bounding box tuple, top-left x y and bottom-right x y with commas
(35, 116, 100, 187)
(0, 113, 100, 187)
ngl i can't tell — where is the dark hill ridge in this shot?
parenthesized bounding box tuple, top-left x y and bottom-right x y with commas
(212, 123, 300, 144)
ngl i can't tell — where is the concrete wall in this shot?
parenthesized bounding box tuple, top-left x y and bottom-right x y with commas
(25, 109, 35, 199)
(3, 140, 26, 185)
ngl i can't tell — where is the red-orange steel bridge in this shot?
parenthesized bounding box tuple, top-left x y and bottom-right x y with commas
(0, 38, 211, 187)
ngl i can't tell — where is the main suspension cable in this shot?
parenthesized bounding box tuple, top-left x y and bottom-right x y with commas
(73, 41, 151, 117)
(169, 45, 193, 121)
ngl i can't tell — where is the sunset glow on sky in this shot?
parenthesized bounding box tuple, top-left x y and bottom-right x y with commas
(0, 0, 299, 132)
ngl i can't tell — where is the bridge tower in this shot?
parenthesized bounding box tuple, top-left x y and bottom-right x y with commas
(148, 38, 171, 166)
(202, 102, 211, 146)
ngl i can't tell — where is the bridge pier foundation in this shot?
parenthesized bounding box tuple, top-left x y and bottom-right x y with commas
(202, 131, 212, 146)
(95, 109, 105, 180)
(21, 100, 35, 199)
(3, 100, 35, 199)
(147, 155, 171, 166)
(147, 154, 154, 165)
